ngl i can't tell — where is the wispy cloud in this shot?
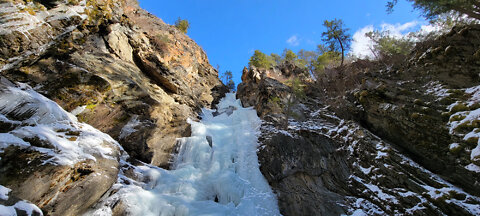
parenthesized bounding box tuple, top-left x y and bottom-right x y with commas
(286, 35, 300, 46)
(351, 20, 437, 59)
(380, 21, 418, 37)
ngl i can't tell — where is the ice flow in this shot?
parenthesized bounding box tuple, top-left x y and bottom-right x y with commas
(93, 93, 281, 216)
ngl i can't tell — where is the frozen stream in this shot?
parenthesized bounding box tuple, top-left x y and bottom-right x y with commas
(93, 93, 281, 216)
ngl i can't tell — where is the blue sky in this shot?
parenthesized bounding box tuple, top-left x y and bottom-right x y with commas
(138, 0, 426, 87)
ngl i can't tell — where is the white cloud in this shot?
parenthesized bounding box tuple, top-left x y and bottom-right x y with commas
(380, 21, 418, 38)
(286, 35, 300, 46)
(351, 25, 375, 59)
(351, 21, 430, 59)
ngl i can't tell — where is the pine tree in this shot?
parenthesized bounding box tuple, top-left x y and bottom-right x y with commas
(321, 19, 352, 67)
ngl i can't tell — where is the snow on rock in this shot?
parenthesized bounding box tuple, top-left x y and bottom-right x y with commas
(0, 78, 119, 166)
(446, 84, 480, 166)
(424, 81, 450, 100)
(0, 185, 43, 216)
(0, 1, 88, 72)
(119, 115, 141, 139)
(0, 1, 87, 36)
(70, 105, 87, 116)
(90, 93, 280, 216)
(466, 163, 480, 173)
(0, 185, 11, 200)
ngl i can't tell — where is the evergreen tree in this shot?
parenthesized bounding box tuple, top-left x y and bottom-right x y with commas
(221, 70, 235, 91)
(270, 53, 282, 65)
(321, 19, 352, 66)
(175, 17, 190, 34)
(282, 49, 298, 63)
(249, 50, 273, 69)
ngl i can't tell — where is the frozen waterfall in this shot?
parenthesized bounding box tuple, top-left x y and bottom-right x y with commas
(92, 93, 281, 216)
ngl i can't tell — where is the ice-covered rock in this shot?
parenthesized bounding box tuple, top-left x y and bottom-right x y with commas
(0, 78, 122, 215)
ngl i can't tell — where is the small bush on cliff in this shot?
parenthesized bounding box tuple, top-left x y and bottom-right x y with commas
(267, 78, 306, 128)
(249, 50, 274, 69)
(221, 70, 236, 91)
(365, 30, 415, 61)
(175, 18, 190, 34)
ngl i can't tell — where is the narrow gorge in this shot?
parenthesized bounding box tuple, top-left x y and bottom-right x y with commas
(1, 0, 480, 216)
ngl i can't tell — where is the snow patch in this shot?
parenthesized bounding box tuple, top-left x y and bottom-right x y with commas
(0, 185, 11, 200)
(70, 105, 87, 116)
(465, 164, 480, 173)
(119, 115, 141, 139)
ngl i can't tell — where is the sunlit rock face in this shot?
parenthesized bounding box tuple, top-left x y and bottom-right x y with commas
(0, 0, 227, 167)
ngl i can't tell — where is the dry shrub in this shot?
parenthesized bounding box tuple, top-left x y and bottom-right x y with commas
(149, 34, 171, 53)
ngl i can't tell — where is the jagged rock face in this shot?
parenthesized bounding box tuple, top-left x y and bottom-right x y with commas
(237, 64, 310, 123)
(237, 39, 480, 215)
(0, 0, 227, 167)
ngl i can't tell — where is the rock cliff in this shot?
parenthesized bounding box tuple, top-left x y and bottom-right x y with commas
(1, 0, 227, 167)
(0, 0, 226, 215)
(237, 25, 480, 215)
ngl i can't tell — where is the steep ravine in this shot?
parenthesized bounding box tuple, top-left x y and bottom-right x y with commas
(1, 0, 480, 216)
(0, 0, 227, 215)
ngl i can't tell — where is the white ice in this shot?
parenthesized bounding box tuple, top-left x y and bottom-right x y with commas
(92, 93, 280, 216)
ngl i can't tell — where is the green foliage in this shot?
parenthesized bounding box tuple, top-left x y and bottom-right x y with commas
(249, 50, 274, 69)
(321, 19, 352, 66)
(175, 17, 190, 34)
(297, 49, 320, 71)
(287, 78, 306, 100)
(387, 0, 480, 20)
(282, 49, 298, 63)
(268, 96, 283, 113)
(221, 70, 235, 91)
(316, 50, 340, 69)
(365, 30, 415, 59)
(270, 53, 282, 65)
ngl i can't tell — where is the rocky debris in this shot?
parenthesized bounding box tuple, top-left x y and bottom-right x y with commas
(237, 45, 480, 215)
(0, 0, 227, 167)
(0, 78, 122, 215)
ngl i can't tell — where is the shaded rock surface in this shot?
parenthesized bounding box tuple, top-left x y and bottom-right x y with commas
(237, 26, 480, 215)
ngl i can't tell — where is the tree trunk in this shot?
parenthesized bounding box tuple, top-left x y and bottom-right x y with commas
(337, 37, 345, 66)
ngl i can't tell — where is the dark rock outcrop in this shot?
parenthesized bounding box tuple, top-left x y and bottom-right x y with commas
(237, 33, 480, 215)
